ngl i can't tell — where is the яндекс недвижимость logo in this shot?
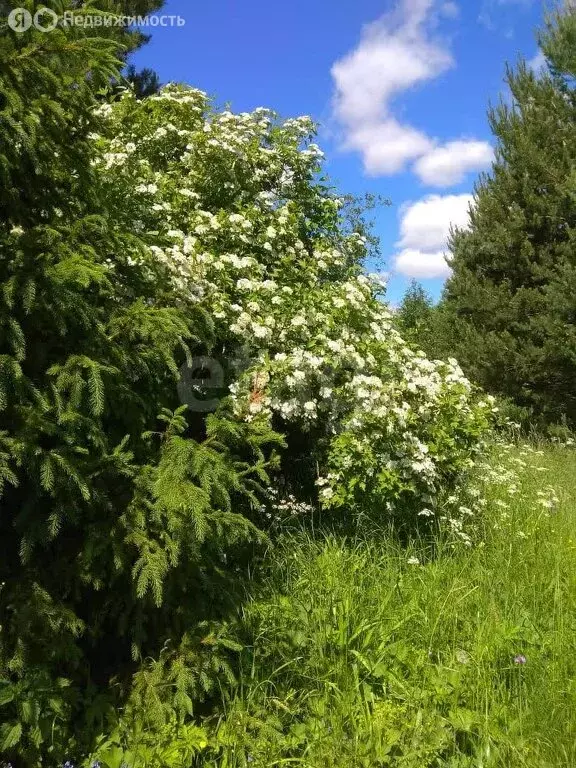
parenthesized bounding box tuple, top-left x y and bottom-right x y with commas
(8, 6, 59, 31)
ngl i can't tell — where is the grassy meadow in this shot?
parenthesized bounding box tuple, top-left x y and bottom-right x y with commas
(202, 443, 576, 768)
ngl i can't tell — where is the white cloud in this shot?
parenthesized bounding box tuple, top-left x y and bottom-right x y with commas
(414, 140, 493, 186)
(393, 193, 473, 278)
(346, 120, 433, 175)
(395, 249, 451, 278)
(331, 1, 493, 186)
(397, 193, 473, 249)
(331, 0, 453, 175)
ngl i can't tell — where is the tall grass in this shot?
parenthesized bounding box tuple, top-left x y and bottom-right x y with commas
(203, 445, 576, 767)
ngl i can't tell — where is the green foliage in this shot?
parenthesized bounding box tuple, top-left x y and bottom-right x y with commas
(87, 716, 211, 768)
(439, 5, 576, 428)
(0, 2, 121, 223)
(0, 8, 282, 764)
(67, 0, 168, 53)
(396, 280, 438, 354)
(124, 64, 161, 98)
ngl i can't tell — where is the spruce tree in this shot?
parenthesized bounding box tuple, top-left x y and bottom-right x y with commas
(0, 6, 280, 763)
(440, 5, 576, 427)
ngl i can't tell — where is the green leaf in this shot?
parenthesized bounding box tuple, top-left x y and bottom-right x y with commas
(0, 683, 14, 707)
(1, 722, 22, 750)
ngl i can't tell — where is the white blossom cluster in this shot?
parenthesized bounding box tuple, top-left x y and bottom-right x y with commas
(91, 84, 494, 517)
(439, 442, 564, 546)
(262, 488, 316, 525)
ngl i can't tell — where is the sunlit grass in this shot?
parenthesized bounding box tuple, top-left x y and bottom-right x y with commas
(206, 444, 576, 767)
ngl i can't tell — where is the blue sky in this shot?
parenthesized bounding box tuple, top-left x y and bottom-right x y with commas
(132, 0, 545, 304)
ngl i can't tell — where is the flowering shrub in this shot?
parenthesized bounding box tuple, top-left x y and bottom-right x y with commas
(93, 84, 495, 522)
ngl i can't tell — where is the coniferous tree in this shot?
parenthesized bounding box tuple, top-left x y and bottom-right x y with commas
(69, 0, 167, 52)
(125, 63, 161, 97)
(0, 6, 280, 763)
(396, 280, 437, 354)
(440, 5, 576, 427)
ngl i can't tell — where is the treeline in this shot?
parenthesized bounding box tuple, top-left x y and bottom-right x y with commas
(397, 7, 576, 434)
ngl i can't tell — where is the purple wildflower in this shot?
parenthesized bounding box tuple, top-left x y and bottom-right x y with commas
(513, 654, 527, 665)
